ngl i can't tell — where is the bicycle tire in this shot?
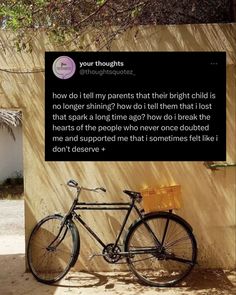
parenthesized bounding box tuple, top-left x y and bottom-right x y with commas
(125, 212, 197, 287)
(27, 214, 80, 284)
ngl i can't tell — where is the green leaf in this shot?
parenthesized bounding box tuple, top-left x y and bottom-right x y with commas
(131, 6, 142, 18)
(96, 0, 106, 6)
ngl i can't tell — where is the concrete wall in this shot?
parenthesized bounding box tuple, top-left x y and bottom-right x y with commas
(0, 126, 23, 183)
(0, 24, 235, 270)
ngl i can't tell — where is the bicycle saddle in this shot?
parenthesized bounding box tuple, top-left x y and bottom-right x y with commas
(123, 190, 141, 198)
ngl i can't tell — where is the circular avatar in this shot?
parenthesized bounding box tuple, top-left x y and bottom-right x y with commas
(52, 56, 76, 79)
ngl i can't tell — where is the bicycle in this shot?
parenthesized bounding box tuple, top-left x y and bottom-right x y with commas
(27, 179, 197, 287)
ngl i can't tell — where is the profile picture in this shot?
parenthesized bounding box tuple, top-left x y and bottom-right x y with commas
(52, 56, 76, 79)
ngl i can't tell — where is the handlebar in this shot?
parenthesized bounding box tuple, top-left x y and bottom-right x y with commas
(67, 180, 78, 187)
(83, 186, 107, 193)
(67, 179, 106, 193)
(94, 187, 106, 192)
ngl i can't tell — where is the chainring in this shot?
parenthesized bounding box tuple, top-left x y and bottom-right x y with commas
(103, 243, 121, 263)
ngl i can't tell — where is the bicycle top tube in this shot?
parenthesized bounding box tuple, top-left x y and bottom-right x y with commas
(66, 179, 142, 206)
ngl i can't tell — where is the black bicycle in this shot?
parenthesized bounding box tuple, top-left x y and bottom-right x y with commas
(27, 179, 197, 287)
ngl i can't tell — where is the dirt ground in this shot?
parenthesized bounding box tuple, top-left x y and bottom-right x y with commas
(0, 200, 235, 295)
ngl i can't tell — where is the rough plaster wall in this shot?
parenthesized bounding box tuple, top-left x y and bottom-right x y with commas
(0, 24, 235, 270)
(0, 126, 23, 183)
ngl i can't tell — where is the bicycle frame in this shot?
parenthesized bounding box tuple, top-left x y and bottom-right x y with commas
(62, 186, 162, 254)
(74, 199, 140, 249)
(27, 181, 197, 287)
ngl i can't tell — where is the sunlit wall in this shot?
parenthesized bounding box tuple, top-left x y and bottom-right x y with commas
(0, 24, 235, 270)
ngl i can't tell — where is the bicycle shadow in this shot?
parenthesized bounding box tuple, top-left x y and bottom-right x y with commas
(55, 270, 109, 288)
(55, 270, 143, 290)
(55, 269, 236, 294)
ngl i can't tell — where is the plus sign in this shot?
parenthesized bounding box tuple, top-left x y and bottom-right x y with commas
(101, 147, 106, 152)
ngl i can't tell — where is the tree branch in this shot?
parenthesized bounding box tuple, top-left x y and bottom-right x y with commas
(73, 0, 111, 28)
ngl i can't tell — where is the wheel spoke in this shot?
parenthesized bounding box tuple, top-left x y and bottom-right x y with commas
(125, 213, 197, 287)
(165, 235, 191, 248)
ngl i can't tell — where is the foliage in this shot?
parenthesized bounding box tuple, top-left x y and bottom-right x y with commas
(0, 171, 23, 200)
(0, 109, 22, 140)
(0, 1, 234, 51)
(2, 175, 23, 186)
(0, 0, 147, 51)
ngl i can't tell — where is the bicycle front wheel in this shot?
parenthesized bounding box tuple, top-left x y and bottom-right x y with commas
(27, 214, 79, 284)
(125, 212, 197, 287)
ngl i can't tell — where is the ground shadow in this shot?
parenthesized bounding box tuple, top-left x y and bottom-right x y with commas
(181, 269, 236, 293)
(55, 271, 109, 288)
(1, 254, 235, 295)
(54, 268, 236, 294)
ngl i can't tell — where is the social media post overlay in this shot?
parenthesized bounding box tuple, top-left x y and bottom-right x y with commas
(45, 52, 226, 161)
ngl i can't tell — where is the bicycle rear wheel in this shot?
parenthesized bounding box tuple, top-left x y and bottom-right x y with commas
(125, 212, 197, 287)
(27, 214, 79, 284)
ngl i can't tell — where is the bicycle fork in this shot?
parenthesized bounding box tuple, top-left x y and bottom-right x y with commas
(46, 221, 69, 251)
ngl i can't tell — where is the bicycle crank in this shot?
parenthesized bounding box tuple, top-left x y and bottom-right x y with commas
(102, 243, 122, 263)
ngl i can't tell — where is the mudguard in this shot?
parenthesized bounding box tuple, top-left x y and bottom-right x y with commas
(64, 216, 80, 267)
(45, 214, 80, 267)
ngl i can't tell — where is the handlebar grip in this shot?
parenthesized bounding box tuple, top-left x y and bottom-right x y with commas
(67, 179, 78, 187)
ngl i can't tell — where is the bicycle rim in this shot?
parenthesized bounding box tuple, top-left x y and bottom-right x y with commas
(125, 213, 197, 287)
(27, 215, 77, 284)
